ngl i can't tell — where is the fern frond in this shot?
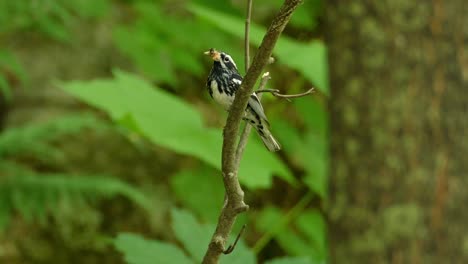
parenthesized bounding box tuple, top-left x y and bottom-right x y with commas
(0, 113, 102, 158)
(0, 168, 151, 230)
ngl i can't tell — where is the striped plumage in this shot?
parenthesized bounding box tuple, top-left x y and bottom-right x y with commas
(204, 48, 281, 152)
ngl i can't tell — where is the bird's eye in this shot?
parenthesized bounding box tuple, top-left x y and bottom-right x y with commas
(224, 56, 230, 63)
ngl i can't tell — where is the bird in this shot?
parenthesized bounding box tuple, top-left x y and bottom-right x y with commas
(204, 48, 281, 152)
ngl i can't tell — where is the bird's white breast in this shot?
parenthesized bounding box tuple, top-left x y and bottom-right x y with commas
(211, 80, 234, 110)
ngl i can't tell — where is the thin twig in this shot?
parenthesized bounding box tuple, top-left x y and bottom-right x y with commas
(234, 72, 271, 169)
(256, 72, 273, 95)
(254, 88, 280, 93)
(223, 224, 247, 254)
(202, 1, 303, 263)
(256, 87, 315, 102)
(244, 0, 253, 72)
(234, 0, 254, 169)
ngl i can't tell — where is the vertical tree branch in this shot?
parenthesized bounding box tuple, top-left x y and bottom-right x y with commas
(244, 0, 253, 72)
(235, 0, 255, 170)
(202, 1, 303, 263)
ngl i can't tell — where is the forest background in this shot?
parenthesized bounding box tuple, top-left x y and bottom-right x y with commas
(0, 0, 466, 263)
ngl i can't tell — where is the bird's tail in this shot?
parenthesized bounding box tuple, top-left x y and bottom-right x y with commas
(245, 94, 281, 152)
(256, 126, 281, 152)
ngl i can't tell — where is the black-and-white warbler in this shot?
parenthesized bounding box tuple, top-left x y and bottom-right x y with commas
(204, 48, 281, 152)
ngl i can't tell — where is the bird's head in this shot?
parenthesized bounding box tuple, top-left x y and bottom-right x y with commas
(204, 48, 238, 72)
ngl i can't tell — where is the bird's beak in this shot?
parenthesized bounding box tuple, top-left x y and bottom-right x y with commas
(204, 48, 220, 61)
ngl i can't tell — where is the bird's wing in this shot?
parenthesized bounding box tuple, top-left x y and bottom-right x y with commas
(227, 72, 243, 95)
(232, 73, 269, 124)
(248, 93, 269, 124)
(231, 72, 243, 85)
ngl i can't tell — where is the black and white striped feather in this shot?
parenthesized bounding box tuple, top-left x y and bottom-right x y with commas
(206, 50, 280, 152)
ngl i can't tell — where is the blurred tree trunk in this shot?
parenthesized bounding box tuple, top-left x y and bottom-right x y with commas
(324, 1, 468, 263)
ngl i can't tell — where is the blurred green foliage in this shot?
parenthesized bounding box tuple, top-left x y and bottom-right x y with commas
(275, 98, 329, 198)
(115, 208, 255, 264)
(0, 114, 98, 158)
(0, 0, 109, 41)
(0, 50, 27, 102)
(0, 115, 150, 230)
(189, 3, 329, 94)
(59, 70, 294, 188)
(114, 2, 206, 86)
(256, 206, 326, 262)
(0, 0, 328, 263)
(169, 166, 224, 220)
(115, 209, 319, 263)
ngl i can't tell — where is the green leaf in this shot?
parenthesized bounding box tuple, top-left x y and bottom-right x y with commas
(301, 134, 328, 199)
(294, 98, 328, 137)
(288, 0, 322, 29)
(114, 233, 193, 264)
(265, 256, 314, 264)
(276, 231, 313, 258)
(296, 210, 327, 259)
(241, 135, 296, 187)
(188, 3, 329, 95)
(116, 209, 255, 264)
(170, 167, 224, 221)
(295, 98, 329, 198)
(269, 97, 329, 197)
(59, 70, 295, 188)
(256, 207, 326, 263)
(255, 206, 283, 233)
(272, 123, 328, 197)
(171, 208, 213, 262)
(256, 207, 315, 255)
